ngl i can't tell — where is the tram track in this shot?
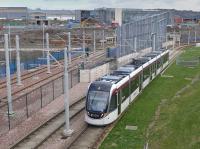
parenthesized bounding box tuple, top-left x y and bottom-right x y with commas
(67, 46, 190, 149)
(0, 51, 106, 106)
(0, 51, 103, 90)
(8, 46, 187, 149)
(10, 97, 86, 149)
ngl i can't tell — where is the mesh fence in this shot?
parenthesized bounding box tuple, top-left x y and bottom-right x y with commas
(116, 12, 172, 56)
(0, 68, 79, 136)
(176, 56, 200, 67)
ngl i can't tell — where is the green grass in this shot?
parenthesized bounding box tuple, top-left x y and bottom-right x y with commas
(180, 47, 200, 60)
(100, 47, 200, 149)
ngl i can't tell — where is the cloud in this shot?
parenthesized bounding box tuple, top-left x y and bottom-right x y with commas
(0, 0, 199, 11)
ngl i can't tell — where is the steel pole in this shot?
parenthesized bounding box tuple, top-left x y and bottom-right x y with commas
(188, 30, 190, 45)
(152, 33, 156, 51)
(165, 34, 168, 49)
(46, 33, 51, 74)
(114, 29, 117, 47)
(173, 29, 176, 50)
(68, 32, 72, 64)
(120, 27, 122, 56)
(195, 31, 197, 43)
(63, 47, 73, 137)
(93, 30, 96, 53)
(83, 28, 86, 64)
(15, 35, 22, 86)
(102, 29, 105, 50)
(8, 24, 12, 60)
(179, 31, 181, 47)
(4, 34, 14, 115)
(173, 35, 175, 50)
(134, 37, 137, 52)
(42, 23, 45, 57)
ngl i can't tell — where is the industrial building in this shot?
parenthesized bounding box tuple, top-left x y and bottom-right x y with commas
(75, 8, 166, 26)
(0, 7, 28, 20)
(44, 10, 75, 21)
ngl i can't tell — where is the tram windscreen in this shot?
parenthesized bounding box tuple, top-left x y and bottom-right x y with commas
(87, 91, 109, 112)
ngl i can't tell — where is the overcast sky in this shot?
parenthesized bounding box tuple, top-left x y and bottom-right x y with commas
(0, 0, 199, 11)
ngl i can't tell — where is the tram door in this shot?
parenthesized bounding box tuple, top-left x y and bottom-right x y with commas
(117, 91, 121, 115)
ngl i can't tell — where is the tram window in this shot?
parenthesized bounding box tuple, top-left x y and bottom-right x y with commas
(121, 84, 129, 102)
(131, 77, 139, 92)
(109, 94, 117, 112)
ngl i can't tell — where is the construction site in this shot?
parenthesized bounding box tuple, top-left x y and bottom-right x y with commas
(0, 6, 200, 149)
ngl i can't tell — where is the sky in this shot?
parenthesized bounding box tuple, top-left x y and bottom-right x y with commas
(0, 0, 199, 11)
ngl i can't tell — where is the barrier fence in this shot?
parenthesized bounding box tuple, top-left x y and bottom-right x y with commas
(176, 56, 200, 67)
(0, 68, 79, 136)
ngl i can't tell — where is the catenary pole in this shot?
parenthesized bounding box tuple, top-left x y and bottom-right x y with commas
(68, 32, 72, 64)
(5, 34, 14, 115)
(46, 33, 51, 74)
(15, 35, 22, 86)
(63, 47, 74, 137)
(93, 30, 96, 53)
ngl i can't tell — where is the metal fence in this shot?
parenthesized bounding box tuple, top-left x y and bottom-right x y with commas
(0, 68, 79, 135)
(117, 12, 172, 56)
(0, 50, 81, 79)
(180, 26, 200, 44)
(176, 56, 200, 67)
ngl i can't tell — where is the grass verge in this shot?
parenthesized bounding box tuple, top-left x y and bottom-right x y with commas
(100, 47, 200, 149)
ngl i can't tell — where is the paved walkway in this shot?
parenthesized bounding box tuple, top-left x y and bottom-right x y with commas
(0, 82, 89, 149)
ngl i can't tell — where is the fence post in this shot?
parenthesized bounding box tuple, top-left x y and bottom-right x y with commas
(188, 30, 190, 45)
(7, 102, 11, 130)
(71, 70, 73, 88)
(195, 31, 197, 43)
(25, 94, 29, 118)
(93, 30, 96, 53)
(102, 29, 105, 50)
(40, 86, 43, 108)
(46, 33, 51, 74)
(52, 80, 55, 100)
(62, 75, 64, 94)
(134, 37, 137, 52)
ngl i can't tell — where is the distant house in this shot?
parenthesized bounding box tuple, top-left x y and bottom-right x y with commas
(28, 11, 49, 25)
(29, 11, 47, 20)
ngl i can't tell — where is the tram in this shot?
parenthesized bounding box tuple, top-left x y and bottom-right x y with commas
(85, 49, 169, 125)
